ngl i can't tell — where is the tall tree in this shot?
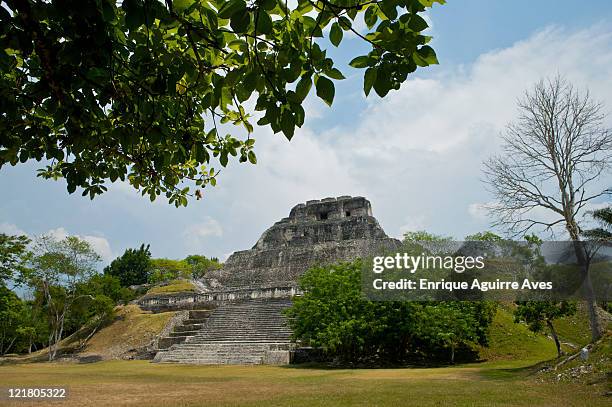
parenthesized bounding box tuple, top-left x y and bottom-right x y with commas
(0, 285, 25, 355)
(26, 235, 101, 360)
(484, 76, 612, 341)
(0, 0, 443, 206)
(0, 233, 31, 286)
(104, 244, 151, 287)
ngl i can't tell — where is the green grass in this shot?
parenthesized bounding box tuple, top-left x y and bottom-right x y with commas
(0, 360, 608, 407)
(0, 302, 607, 406)
(146, 279, 196, 295)
(553, 303, 610, 347)
(478, 304, 558, 364)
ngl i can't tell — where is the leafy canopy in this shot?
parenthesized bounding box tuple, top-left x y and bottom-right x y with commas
(287, 260, 495, 364)
(104, 244, 152, 287)
(1, 0, 443, 206)
(0, 233, 31, 286)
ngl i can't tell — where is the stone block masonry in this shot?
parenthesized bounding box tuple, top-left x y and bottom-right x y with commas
(150, 196, 400, 364)
(201, 196, 401, 290)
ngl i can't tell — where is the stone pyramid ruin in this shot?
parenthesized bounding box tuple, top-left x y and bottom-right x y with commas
(148, 196, 400, 364)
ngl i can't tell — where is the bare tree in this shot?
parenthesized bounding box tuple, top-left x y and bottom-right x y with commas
(484, 76, 612, 341)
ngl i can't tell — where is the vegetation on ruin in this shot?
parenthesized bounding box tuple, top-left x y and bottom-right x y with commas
(146, 278, 197, 294)
(147, 255, 221, 283)
(104, 244, 152, 287)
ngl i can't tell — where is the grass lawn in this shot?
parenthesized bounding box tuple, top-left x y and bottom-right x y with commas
(0, 359, 609, 407)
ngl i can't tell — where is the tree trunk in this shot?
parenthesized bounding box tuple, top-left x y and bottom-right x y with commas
(569, 236, 602, 342)
(450, 343, 455, 365)
(547, 319, 563, 358)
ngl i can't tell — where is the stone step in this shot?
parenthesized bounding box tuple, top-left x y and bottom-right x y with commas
(189, 310, 214, 319)
(153, 299, 294, 364)
(173, 324, 205, 332)
(169, 330, 200, 337)
(157, 336, 189, 349)
(184, 318, 208, 325)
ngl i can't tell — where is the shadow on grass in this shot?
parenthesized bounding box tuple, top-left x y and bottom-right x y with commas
(475, 358, 560, 380)
(282, 357, 561, 382)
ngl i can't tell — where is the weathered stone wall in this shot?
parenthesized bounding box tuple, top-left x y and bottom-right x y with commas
(202, 196, 400, 290)
(139, 286, 299, 311)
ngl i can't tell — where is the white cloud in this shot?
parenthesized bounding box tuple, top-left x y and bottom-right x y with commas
(324, 25, 612, 237)
(399, 215, 428, 235)
(183, 217, 224, 252)
(47, 227, 69, 240)
(0, 224, 115, 264)
(212, 24, 612, 245)
(44, 227, 114, 263)
(467, 202, 494, 221)
(0, 222, 28, 236)
(81, 235, 114, 264)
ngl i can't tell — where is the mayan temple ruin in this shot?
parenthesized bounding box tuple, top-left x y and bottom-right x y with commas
(146, 196, 400, 364)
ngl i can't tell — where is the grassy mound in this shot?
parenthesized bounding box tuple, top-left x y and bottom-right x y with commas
(478, 304, 557, 364)
(479, 302, 609, 366)
(146, 279, 196, 295)
(79, 305, 175, 360)
(2, 305, 176, 363)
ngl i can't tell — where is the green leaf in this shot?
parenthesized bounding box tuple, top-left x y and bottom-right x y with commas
(295, 75, 312, 102)
(349, 56, 371, 68)
(315, 76, 335, 106)
(218, 0, 246, 19)
(173, 0, 193, 12)
(256, 10, 273, 34)
(364, 6, 378, 29)
(417, 0, 446, 7)
(123, 0, 145, 30)
(415, 45, 438, 65)
(280, 110, 295, 140)
(261, 0, 276, 11)
(408, 15, 429, 32)
(230, 10, 251, 33)
(379, 2, 398, 20)
(373, 73, 390, 97)
(100, 1, 116, 22)
(247, 151, 257, 164)
(330, 22, 343, 47)
(364, 67, 377, 97)
(325, 68, 345, 80)
(220, 152, 228, 167)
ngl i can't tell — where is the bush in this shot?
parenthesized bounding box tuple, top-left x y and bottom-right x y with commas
(148, 259, 192, 284)
(287, 260, 496, 365)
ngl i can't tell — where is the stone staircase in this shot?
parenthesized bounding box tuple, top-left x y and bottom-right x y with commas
(154, 298, 294, 364)
(157, 310, 212, 350)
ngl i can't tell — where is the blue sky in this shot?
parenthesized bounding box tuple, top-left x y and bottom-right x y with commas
(1, 1, 612, 266)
